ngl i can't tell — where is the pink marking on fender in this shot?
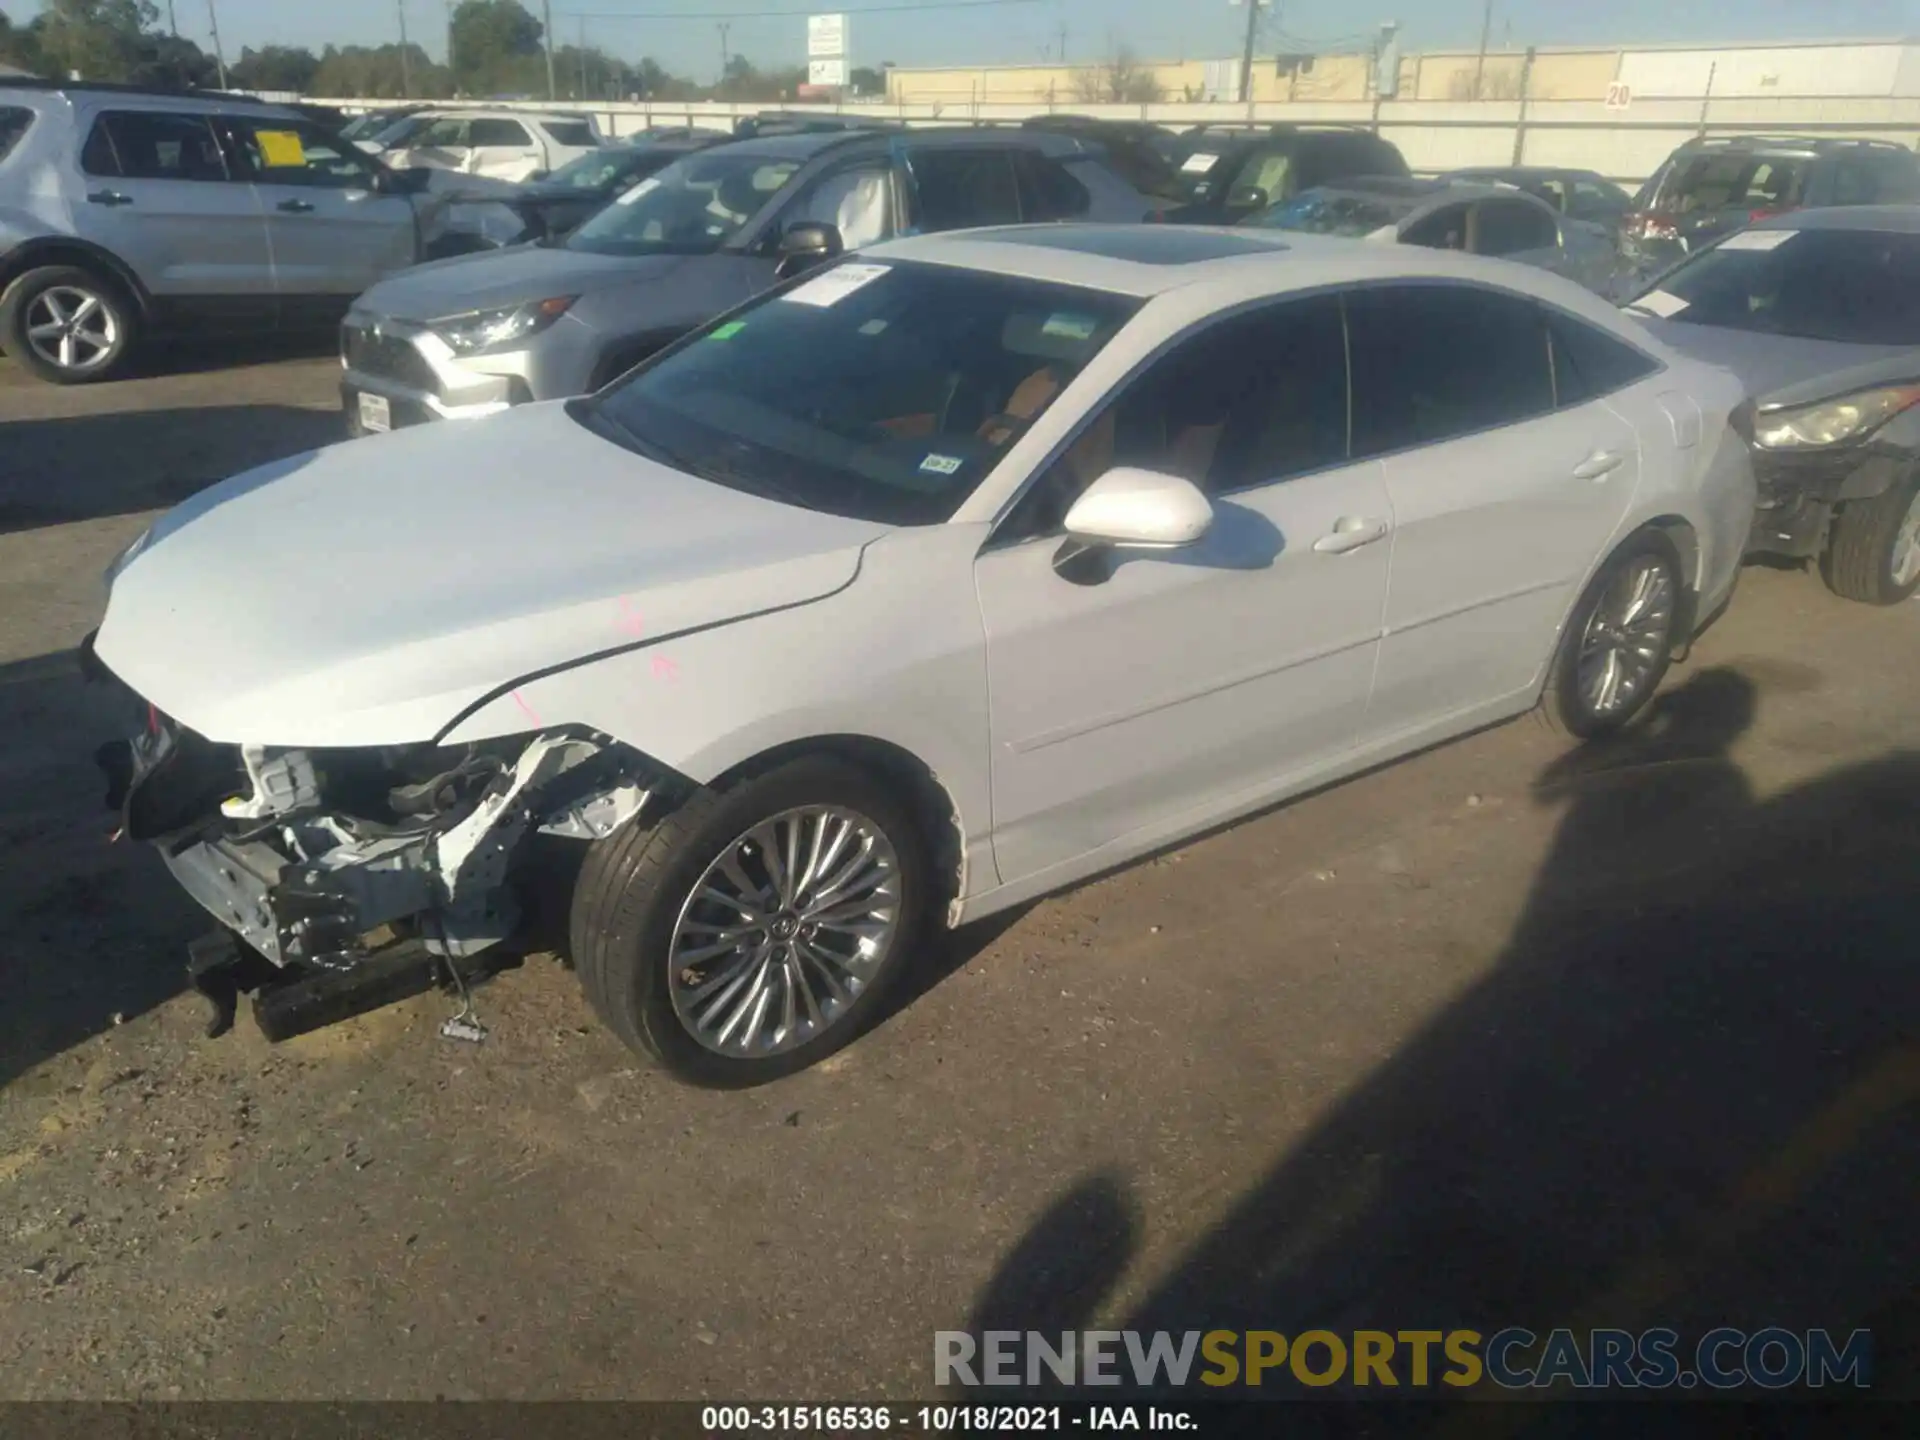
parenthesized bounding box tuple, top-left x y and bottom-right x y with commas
(650, 654, 680, 684)
(511, 689, 543, 727)
(616, 595, 646, 637)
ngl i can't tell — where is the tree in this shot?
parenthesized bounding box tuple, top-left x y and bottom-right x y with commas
(126, 31, 216, 88)
(0, 10, 44, 75)
(1072, 47, 1165, 105)
(33, 0, 158, 81)
(450, 0, 543, 95)
(231, 44, 322, 94)
(849, 65, 886, 97)
(310, 42, 448, 100)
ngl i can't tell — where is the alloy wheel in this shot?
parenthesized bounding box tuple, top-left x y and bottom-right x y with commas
(1891, 486, 1920, 590)
(667, 806, 902, 1057)
(24, 286, 119, 375)
(1577, 554, 1675, 720)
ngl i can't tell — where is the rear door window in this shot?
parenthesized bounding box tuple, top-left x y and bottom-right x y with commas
(1548, 313, 1661, 406)
(1347, 284, 1555, 455)
(469, 119, 534, 148)
(0, 107, 32, 163)
(1014, 151, 1092, 221)
(907, 148, 1023, 230)
(540, 121, 597, 148)
(83, 111, 231, 182)
(1474, 198, 1559, 256)
(1403, 202, 1473, 250)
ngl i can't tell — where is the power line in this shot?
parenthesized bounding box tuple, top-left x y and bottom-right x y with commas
(563, 0, 1046, 20)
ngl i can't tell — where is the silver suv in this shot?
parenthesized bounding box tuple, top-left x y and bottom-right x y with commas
(339, 126, 1154, 433)
(0, 80, 526, 384)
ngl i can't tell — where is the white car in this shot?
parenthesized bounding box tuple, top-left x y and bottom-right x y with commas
(89, 226, 1754, 1087)
(359, 108, 602, 183)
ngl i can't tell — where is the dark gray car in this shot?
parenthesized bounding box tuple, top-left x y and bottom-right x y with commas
(1623, 206, 1920, 604)
(340, 127, 1154, 433)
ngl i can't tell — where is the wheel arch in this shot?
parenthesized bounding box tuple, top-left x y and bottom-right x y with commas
(1637, 513, 1703, 644)
(0, 238, 152, 317)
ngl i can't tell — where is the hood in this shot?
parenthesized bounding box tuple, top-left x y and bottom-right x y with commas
(1634, 319, 1915, 401)
(95, 404, 890, 748)
(354, 243, 692, 321)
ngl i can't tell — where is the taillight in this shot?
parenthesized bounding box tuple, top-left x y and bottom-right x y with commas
(1748, 205, 1797, 224)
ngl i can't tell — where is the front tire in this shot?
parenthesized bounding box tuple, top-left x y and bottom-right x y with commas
(1541, 531, 1684, 739)
(0, 264, 138, 384)
(1820, 472, 1920, 605)
(570, 757, 930, 1088)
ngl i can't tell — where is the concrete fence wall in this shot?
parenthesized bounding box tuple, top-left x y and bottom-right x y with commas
(312, 95, 1920, 186)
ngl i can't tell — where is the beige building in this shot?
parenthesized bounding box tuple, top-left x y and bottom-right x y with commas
(887, 38, 1920, 109)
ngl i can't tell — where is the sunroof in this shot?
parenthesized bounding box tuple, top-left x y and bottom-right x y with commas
(981, 227, 1291, 266)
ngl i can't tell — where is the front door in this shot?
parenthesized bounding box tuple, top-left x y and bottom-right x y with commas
(1346, 283, 1640, 736)
(974, 295, 1393, 884)
(223, 117, 419, 316)
(74, 108, 274, 322)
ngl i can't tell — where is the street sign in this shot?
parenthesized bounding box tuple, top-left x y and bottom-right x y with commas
(1605, 80, 1632, 111)
(809, 57, 849, 87)
(808, 14, 848, 58)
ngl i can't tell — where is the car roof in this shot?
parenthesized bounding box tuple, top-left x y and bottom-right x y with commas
(865, 223, 1586, 302)
(1310, 175, 1526, 206)
(0, 79, 312, 122)
(1670, 135, 1916, 158)
(1751, 204, 1920, 234)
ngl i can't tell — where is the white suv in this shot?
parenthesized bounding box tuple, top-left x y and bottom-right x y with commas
(360, 108, 603, 183)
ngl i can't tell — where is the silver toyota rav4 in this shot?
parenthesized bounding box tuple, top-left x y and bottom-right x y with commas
(0, 79, 527, 384)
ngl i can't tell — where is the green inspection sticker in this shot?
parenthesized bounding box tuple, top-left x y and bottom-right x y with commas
(709, 321, 747, 340)
(1041, 312, 1098, 341)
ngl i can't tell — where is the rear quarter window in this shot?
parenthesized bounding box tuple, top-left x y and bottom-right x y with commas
(542, 121, 597, 148)
(1015, 151, 1091, 221)
(0, 107, 33, 164)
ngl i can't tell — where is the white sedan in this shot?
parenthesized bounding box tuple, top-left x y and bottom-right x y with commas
(90, 225, 1755, 1087)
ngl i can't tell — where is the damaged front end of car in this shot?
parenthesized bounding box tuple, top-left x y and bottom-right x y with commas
(83, 633, 663, 1042)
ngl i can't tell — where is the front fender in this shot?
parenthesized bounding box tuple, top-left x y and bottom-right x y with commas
(436, 523, 999, 893)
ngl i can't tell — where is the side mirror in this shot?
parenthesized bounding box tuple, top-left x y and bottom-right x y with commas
(1225, 184, 1270, 212)
(775, 221, 844, 279)
(1055, 468, 1213, 585)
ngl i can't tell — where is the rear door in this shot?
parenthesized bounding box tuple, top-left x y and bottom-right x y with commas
(1347, 283, 1641, 737)
(467, 117, 544, 181)
(222, 116, 418, 315)
(74, 108, 274, 323)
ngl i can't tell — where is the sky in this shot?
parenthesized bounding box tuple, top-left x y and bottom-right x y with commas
(18, 0, 1919, 82)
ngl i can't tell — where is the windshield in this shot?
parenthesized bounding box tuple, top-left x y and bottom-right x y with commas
(566, 150, 800, 256)
(585, 260, 1139, 525)
(546, 148, 658, 191)
(1624, 228, 1920, 346)
(1252, 188, 1408, 237)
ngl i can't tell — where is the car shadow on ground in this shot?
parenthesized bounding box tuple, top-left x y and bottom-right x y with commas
(0, 403, 346, 534)
(0, 648, 206, 1094)
(127, 330, 340, 380)
(960, 666, 1920, 1423)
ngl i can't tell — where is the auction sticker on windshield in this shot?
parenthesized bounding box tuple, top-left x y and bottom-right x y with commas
(1181, 152, 1221, 174)
(616, 177, 662, 204)
(1627, 289, 1689, 318)
(1719, 229, 1797, 252)
(782, 262, 891, 308)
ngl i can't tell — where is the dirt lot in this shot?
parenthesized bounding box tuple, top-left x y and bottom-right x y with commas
(2, 348, 1919, 1405)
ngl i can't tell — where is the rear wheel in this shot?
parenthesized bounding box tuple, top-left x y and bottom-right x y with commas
(1540, 531, 1683, 739)
(1820, 472, 1920, 605)
(0, 264, 139, 384)
(570, 757, 930, 1088)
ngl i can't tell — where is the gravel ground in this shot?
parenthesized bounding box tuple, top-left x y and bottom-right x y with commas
(2, 347, 1918, 1407)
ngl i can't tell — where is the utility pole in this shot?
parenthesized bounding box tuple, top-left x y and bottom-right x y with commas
(542, 0, 557, 99)
(446, 0, 456, 96)
(1472, 0, 1494, 100)
(1236, 0, 1263, 110)
(205, 0, 227, 89)
(718, 22, 731, 90)
(578, 16, 588, 99)
(164, 0, 178, 38)
(1055, 23, 1067, 62)
(397, 0, 413, 98)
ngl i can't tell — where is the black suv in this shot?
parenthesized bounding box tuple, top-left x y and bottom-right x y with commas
(1157, 123, 1410, 224)
(1620, 135, 1920, 278)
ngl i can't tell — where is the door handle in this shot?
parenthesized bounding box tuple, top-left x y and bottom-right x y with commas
(86, 190, 133, 206)
(1312, 516, 1391, 555)
(1572, 450, 1625, 481)
(276, 198, 316, 214)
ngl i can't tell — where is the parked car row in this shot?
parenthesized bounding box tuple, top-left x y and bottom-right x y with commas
(56, 100, 1920, 1091)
